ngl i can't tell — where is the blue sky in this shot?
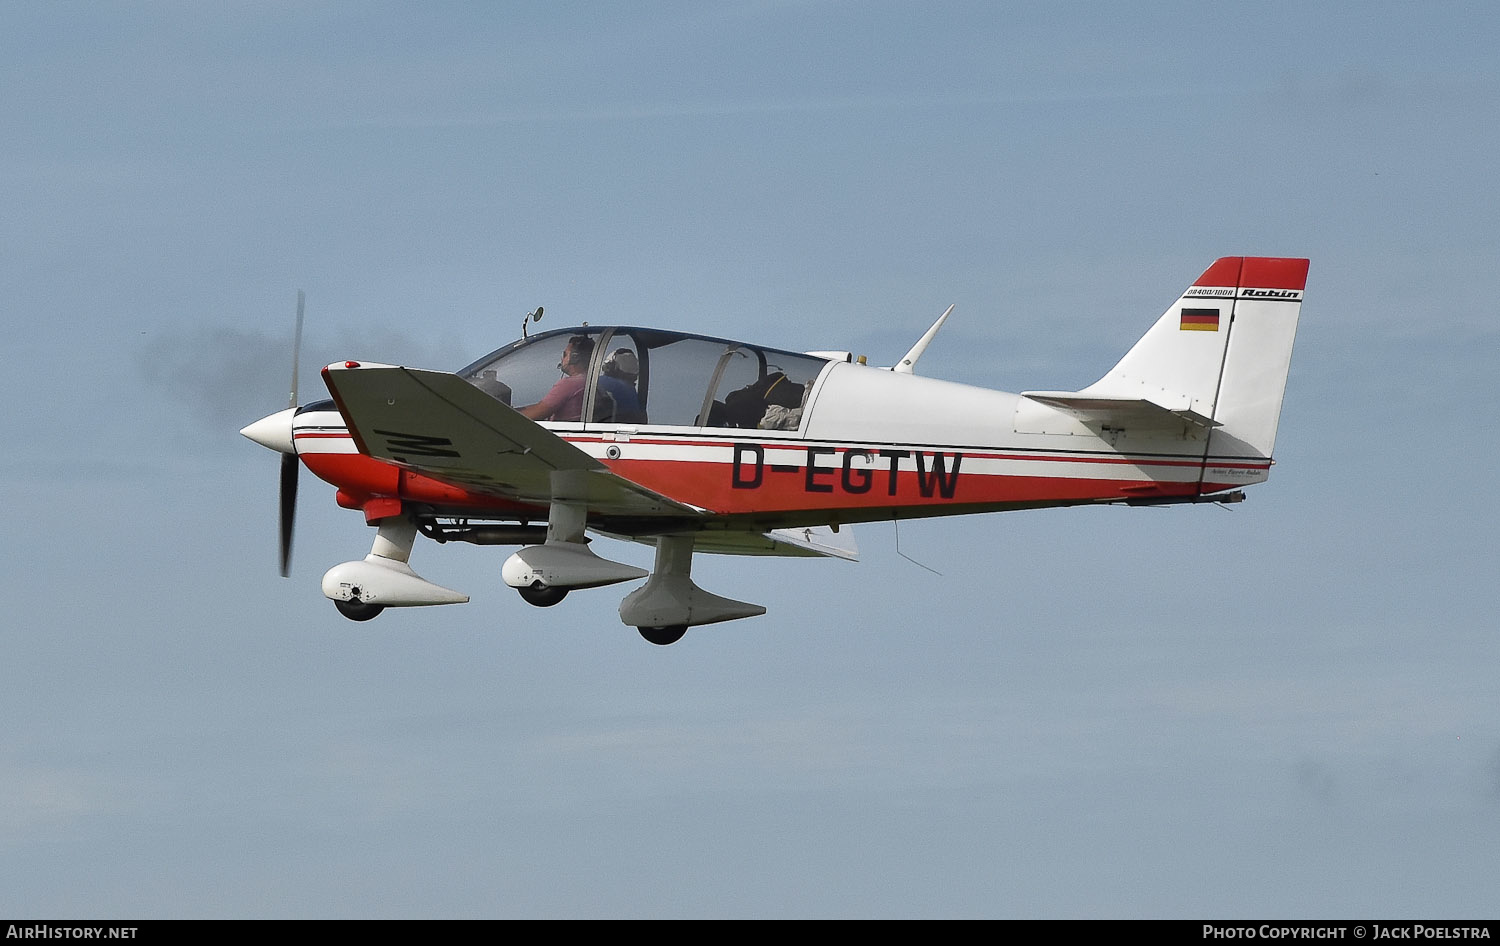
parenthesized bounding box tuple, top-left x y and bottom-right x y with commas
(3, 1, 1497, 918)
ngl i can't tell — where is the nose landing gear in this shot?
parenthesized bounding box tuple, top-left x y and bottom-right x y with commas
(323, 512, 469, 621)
(334, 597, 386, 622)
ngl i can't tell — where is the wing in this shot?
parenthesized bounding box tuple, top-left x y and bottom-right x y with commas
(321, 362, 701, 518)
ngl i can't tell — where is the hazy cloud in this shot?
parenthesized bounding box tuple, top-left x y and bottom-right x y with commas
(135, 324, 472, 433)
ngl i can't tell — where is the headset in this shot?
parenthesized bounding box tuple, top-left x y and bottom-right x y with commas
(562, 335, 595, 370)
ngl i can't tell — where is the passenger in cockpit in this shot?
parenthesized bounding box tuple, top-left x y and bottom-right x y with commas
(596, 348, 645, 423)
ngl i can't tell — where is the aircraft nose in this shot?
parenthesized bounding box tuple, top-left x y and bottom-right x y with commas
(240, 407, 297, 454)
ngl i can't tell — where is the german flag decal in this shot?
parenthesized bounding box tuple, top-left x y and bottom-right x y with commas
(1179, 307, 1220, 331)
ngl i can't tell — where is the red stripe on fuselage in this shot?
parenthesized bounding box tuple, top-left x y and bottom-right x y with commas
(565, 435, 1262, 470)
(605, 457, 1198, 514)
(598, 440, 1266, 513)
(298, 432, 1266, 518)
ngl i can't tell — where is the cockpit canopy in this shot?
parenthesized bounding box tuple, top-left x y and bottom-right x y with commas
(459, 327, 837, 430)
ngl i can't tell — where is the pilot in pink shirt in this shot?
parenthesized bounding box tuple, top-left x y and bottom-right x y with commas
(519, 335, 592, 422)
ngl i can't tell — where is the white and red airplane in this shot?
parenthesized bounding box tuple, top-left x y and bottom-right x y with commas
(242, 256, 1308, 645)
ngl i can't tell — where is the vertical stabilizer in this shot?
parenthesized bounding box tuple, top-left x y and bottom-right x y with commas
(1081, 257, 1308, 458)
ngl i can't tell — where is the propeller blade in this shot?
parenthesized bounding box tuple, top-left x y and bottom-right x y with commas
(279, 451, 298, 577)
(279, 289, 304, 576)
(289, 289, 304, 410)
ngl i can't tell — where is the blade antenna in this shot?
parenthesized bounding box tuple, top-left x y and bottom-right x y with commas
(894, 304, 954, 375)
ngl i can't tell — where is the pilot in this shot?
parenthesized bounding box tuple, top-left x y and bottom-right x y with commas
(595, 348, 644, 422)
(518, 335, 593, 422)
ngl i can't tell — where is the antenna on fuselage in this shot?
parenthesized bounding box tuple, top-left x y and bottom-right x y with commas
(894, 304, 955, 375)
(521, 306, 543, 338)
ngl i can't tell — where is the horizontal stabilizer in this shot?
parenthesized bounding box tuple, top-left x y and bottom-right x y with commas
(1020, 391, 1220, 429)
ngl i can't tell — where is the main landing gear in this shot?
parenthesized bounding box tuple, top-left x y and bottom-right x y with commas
(501, 477, 647, 609)
(617, 535, 765, 645)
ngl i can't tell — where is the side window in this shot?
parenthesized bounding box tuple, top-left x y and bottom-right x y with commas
(709, 347, 765, 428)
(637, 336, 731, 427)
(707, 346, 825, 430)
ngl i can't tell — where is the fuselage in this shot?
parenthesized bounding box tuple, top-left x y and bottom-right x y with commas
(243, 257, 1305, 636)
(292, 325, 1268, 530)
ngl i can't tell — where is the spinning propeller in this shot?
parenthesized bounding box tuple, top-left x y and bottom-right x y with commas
(239, 290, 305, 577)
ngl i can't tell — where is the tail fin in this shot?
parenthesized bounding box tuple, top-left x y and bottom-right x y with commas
(1079, 256, 1308, 458)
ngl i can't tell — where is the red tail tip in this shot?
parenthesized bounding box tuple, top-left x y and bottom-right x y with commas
(1194, 257, 1309, 292)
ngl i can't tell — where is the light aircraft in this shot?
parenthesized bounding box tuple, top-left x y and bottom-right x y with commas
(241, 256, 1308, 645)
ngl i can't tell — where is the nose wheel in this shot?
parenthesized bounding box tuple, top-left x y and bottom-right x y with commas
(335, 597, 385, 622)
(638, 625, 687, 646)
(517, 582, 569, 607)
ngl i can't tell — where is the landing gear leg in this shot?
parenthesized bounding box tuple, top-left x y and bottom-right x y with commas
(502, 472, 647, 600)
(618, 535, 765, 644)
